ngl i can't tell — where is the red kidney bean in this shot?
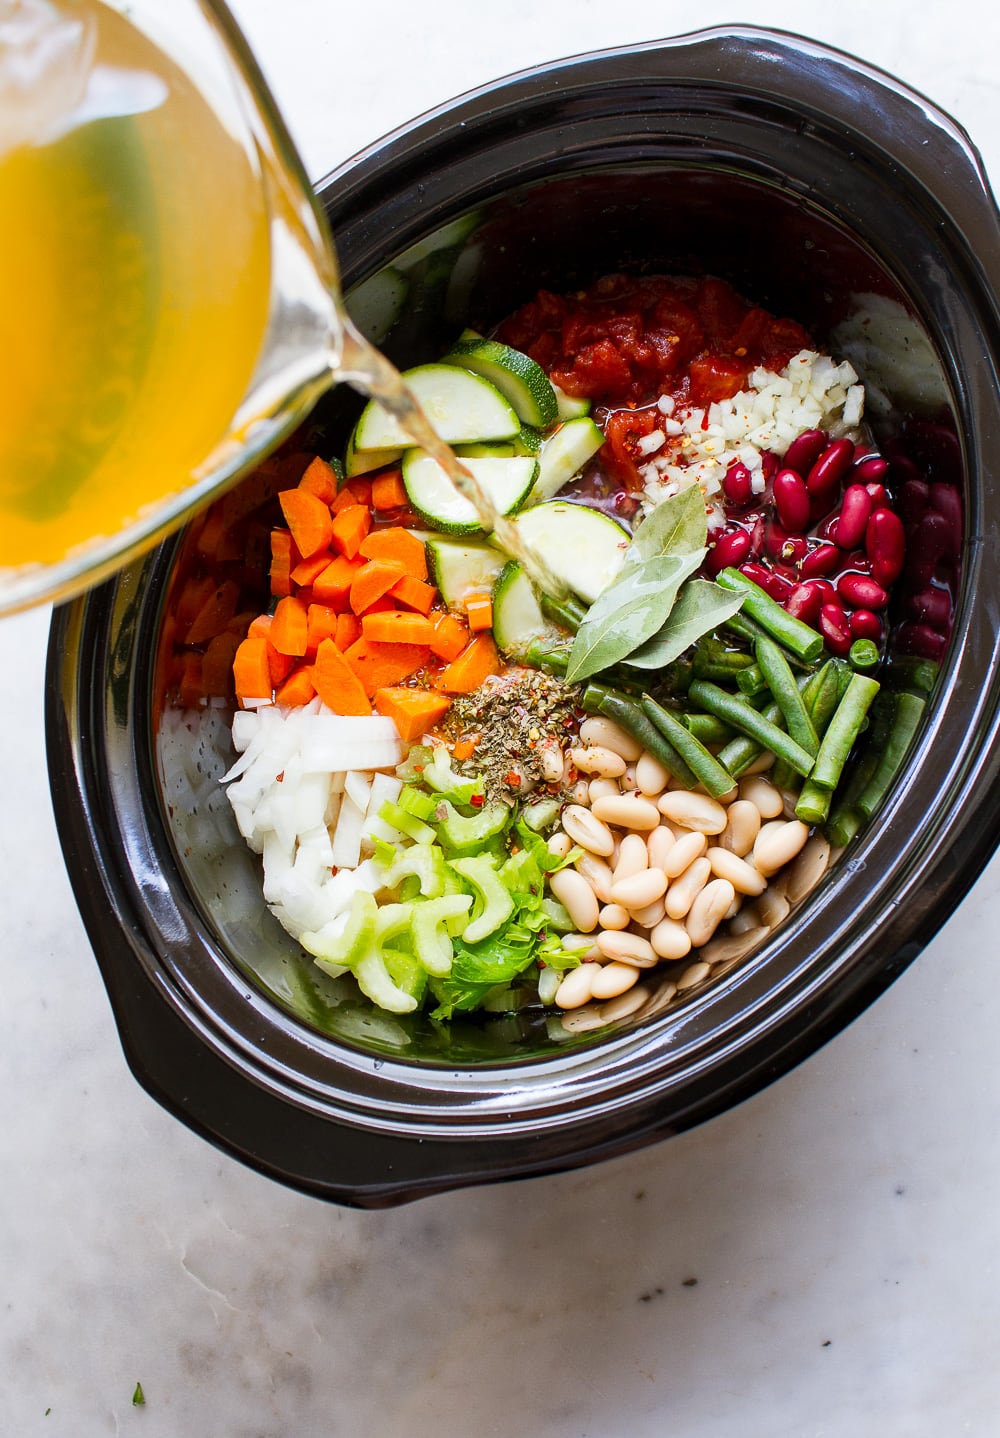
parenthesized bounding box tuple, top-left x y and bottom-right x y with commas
(760, 451, 779, 480)
(783, 429, 827, 477)
(849, 609, 882, 642)
(844, 548, 871, 572)
(897, 622, 947, 661)
(929, 484, 962, 559)
(723, 460, 753, 506)
(772, 469, 811, 532)
(864, 482, 891, 509)
(706, 526, 753, 575)
(786, 580, 829, 625)
(837, 572, 889, 609)
(897, 479, 930, 525)
(852, 455, 889, 484)
(740, 562, 792, 601)
(834, 484, 873, 550)
(799, 543, 841, 578)
(744, 513, 765, 558)
(819, 515, 841, 543)
(905, 585, 952, 630)
(866, 507, 906, 587)
(906, 509, 952, 584)
(807, 438, 855, 497)
(818, 602, 852, 655)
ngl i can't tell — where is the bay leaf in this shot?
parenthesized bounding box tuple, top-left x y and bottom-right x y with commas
(627, 484, 708, 564)
(624, 579, 747, 670)
(565, 549, 706, 683)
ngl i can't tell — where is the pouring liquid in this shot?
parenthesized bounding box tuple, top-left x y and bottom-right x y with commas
(0, 0, 566, 607)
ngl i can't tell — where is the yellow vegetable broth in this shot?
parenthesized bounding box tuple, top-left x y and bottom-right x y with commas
(0, 1, 271, 570)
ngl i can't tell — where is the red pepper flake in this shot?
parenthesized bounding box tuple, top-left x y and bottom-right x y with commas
(506, 770, 522, 787)
(470, 794, 484, 808)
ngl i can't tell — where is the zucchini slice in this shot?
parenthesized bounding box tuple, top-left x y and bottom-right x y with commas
(509, 502, 629, 604)
(402, 451, 538, 535)
(441, 338, 558, 428)
(353, 363, 520, 451)
(425, 535, 507, 607)
(343, 423, 403, 478)
(491, 561, 562, 656)
(529, 416, 604, 502)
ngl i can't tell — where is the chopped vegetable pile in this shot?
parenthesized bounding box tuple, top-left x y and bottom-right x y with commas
(158, 273, 959, 1034)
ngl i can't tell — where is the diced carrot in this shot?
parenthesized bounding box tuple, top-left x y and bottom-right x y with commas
(247, 613, 273, 640)
(179, 652, 204, 709)
(312, 554, 362, 606)
(175, 574, 216, 632)
(331, 486, 362, 516)
(313, 638, 372, 716)
(358, 527, 428, 580)
(291, 550, 334, 587)
(297, 455, 339, 505)
(465, 593, 493, 633)
(335, 612, 361, 650)
(433, 633, 500, 694)
(356, 594, 396, 615)
(370, 469, 408, 511)
(330, 503, 372, 560)
(348, 558, 407, 615)
(185, 579, 242, 645)
(451, 734, 479, 761)
(389, 574, 436, 615)
(428, 610, 470, 662)
(279, 487, 335, 560)
(200, 630, 241, 701)
(269, 594, 309, 657)
(344, 476, 374, 505)
(270, 529, 298, 598)
(360, 610, 434, 646)
(373, 687, 453, 743)
(267, 642, 296, 688)
(233, 635, 273, 705)
(344, 638, 430, 698)
(194, 506, 242, 563)
(306, 603, 340, 653)
(275, 665, 318, 708)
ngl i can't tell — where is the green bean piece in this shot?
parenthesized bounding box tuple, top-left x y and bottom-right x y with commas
(794, 777, 833, 825)
(716, 699, 783, 776)
(688, 680, 816, 778)
(582, 685, 699, 790)
(809, 673, 881, 791)
(754, 634, 819, 755)
(682, 713, 735, 745)
(803, 661, 842, 738)
(639, 696, 737, 800)
(692, 649, 754, 682)
(725, 612, 768, 647)
(856, 691, 927, 819)
(890, 655, 940, 694)
(539, 593, 587, 635)
(524, 640, 570, 675)
(849, 638, 880, 671)
(736, 663, 769, 697)
(716, 568, 825, 664)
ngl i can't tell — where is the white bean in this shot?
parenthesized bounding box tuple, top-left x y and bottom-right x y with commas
(588, 777, 620, 805)
(570, 744, 627, 778)
(622, 763, 639, 790)
(592, 792, 661, 831)
(663, 856, 712, 920)
(699, 926, 770, 966)
(549, 868, 600, 933)
(570, 779, 590, 804)
(738, 774, 784, 819)
(646, 825, 676, 871)
(657, 790, 728, 835)
(598, 985, 650, 1022)
(685, 878, 737, 947)
(706, 846, 767, 896)
(754, 886, 791, 928)
(574, 853, 615, 904)
(649, 916, 693, 960)
(636, 750, 671, 796)
(598, 903, 631, 931)
(596, 930, 658, 968)
(561, 1004, 606, 1033)
(661, 830, 708, 878)
(612, 832, 649, 885)
(562, 804, 615, 857)
(753, 819, 809, 877)
(675, 960, 711, 991)
(555, 962, 602, 1009)
(719, 799, 761, 858)
(783, 833, 832, 904)
(578, 716, 643, 761)
(741, 751, 776, 776)
(730, 905, 767, 935)
(590, 962, 640, 1000)
(537, 740, 565, 783)
(546, 830, 572, 860)
(611, 867, 668, 910)
(629, 896, 667, 929)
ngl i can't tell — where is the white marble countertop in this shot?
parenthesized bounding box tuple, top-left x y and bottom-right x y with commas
(4, 1, 1000, 1433)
